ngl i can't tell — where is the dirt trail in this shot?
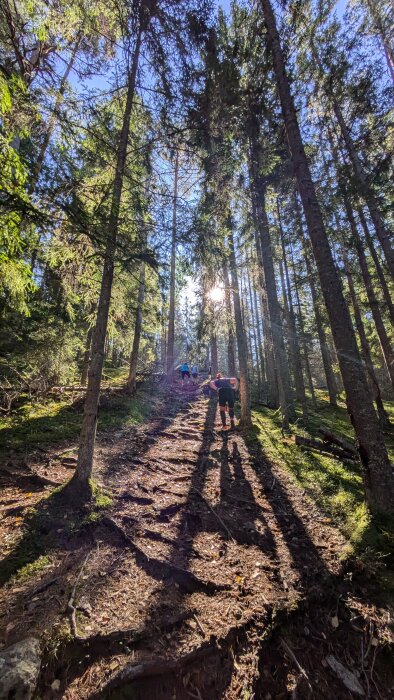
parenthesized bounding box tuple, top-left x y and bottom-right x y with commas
(1, 384, 393, 698)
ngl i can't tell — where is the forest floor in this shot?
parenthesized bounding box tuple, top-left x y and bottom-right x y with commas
(0, 379, 394, 699)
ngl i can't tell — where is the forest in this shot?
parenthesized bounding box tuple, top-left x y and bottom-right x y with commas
(0, 0, 393, 698)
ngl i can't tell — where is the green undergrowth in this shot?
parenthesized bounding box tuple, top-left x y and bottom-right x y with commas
(251, 391, 394, 565)
(0, 480, 113, 585)
(0, 375, 157, 455)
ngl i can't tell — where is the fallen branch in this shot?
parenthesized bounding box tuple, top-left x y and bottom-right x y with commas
(318, 427, 357, 456)
(67, 551, 91, 639)
(294, 435, 357, 461)
(192, 488, 236, 543)
(280, 637, 312, 691)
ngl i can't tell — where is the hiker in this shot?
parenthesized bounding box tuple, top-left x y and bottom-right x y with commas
(191, 363, 199, 383)
(180, 361, 191, 386)
(209, 372, 239, 430)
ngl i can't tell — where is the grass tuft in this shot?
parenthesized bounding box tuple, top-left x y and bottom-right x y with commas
(252, 391, 394, 563)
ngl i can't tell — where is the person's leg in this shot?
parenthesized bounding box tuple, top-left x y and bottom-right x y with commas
(228, 393, 235, 429)
(219, 404, 227, 427)
(218, 388, 227, 427)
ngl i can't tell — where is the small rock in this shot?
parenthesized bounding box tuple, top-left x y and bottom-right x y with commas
(51, 679, 61, 691)
(0, 637, 41, 700)
(326, 655, 365, 696)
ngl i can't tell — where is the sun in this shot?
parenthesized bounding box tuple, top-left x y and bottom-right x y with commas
(208, 286, 225, 302)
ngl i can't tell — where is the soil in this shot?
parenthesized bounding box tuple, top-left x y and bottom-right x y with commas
(0, 382, 393, 699)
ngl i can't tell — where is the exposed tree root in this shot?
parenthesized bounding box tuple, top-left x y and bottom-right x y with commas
(92, 607, 273, 699)
(102, 516, 230, 594)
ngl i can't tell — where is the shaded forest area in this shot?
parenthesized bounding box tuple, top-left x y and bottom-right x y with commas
(0, 0, 393, 698)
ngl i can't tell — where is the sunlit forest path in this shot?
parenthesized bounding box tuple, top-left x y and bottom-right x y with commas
(2, 380, 393, 698)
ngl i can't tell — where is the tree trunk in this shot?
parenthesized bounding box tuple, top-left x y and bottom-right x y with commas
(332, 102, 394, 278)
(341, 247, 390, 428)
(126, 258, 146, 394)
(260, 0, 394, 514)
(250, 180, 278, 407)
(227, 231, 251, 427)
(365, 0, 394, 84)
(166, 150, 179, 378)
(357, 207, 394, 327)
(295, 196, 338, 405)
(289, 244, 316, 407)
(81, 324, 93, 386)
(248, 126, 295, 427)
(69, 26, 143, 495)
(252, 270, 267, 386)
(210, 334, 218, 378)
(29, 37, 81, 270)
(343, 194, 394, 390)
(223, 261, 236, 376)
(246, 262, 262, 397)
(278, 206, 308, 421)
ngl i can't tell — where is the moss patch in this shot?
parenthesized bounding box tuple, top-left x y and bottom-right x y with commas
(251, 391, 394, 561)
(0, 387, 154, 454)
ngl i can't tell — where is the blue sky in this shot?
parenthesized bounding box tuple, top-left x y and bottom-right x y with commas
(217, 0, 348, 17)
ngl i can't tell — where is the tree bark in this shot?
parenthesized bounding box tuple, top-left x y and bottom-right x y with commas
(81, 324, 93, 386)
(343, 194, 394, 390)
(210, 334, 218, 378)
(331, 102, 394, 278)
(246, 260, 262, 397)
(223, 261, 236, 376)
(166, 150, 179, 378)
(278, 205, 308, 421)
(341, 247, 390, 428)
(250, 179, 278, 407)
(126, 257, 146, 394)
(260, 0, 394, 514)
(227, 230, 251, 426)
(70, 25, 143, 494)
(295, 195, 338, 405)
(289, 243, 316, 407)
(252, 270, 266, 386)
(365, 0, 394, 84)
(248, 124, 295, 427)
(357, 207, 394, 327)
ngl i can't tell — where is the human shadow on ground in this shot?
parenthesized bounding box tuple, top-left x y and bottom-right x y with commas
(83, 400, 331, 700)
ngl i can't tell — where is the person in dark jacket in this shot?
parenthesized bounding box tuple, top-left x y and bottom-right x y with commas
(209, 372, 239, 430)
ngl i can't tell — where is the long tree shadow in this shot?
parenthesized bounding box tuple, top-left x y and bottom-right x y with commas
(38, 395, 332, 699)
(0, 393, 186, 588)
(214, 435, 278, 558)
(243, 427, 331, 591)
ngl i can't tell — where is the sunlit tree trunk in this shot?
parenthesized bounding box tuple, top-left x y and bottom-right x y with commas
(332, 103, 394, 278)
(250, 185, 278, 407)
(210, 334, 218, 377)
(357, 207, 394, 327)
(166, 150, 179, 378)
(260, 0, 394, 514)
(343, 194, 394, 390)
(223, 261, 236, 376)
(248, 128, 294, 427)
(81, 325, 93, 386)
(295, 193, 338, 406)
(227, 230, 251, 427)
(341, 247, 390, 428)
(289, 244, 316, 407)
(69, 26, 143, 496)
(278, 207, 308, 421)
(126, 256, 146, 394)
